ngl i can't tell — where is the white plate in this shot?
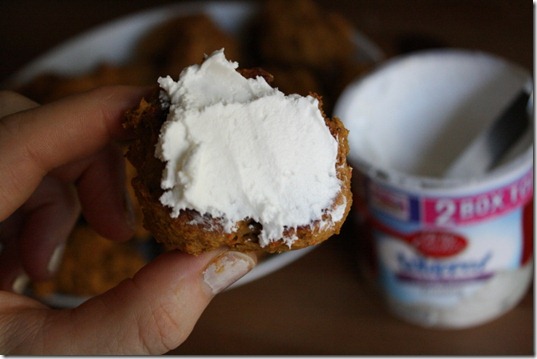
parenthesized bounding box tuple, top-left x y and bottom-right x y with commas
(14, 1, 382, 307)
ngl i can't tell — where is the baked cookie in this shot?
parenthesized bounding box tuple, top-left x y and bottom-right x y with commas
(124, 50, 352, 255)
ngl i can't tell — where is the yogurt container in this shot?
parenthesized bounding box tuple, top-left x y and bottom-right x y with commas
(335, 50, 533, 329)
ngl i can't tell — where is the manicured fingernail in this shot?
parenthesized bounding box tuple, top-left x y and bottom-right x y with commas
(12, 273, 29, 294)
(47, 244, 65, 275)
(203, 251, 256, 295)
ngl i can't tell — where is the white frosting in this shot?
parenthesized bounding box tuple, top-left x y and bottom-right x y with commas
(155, 49, 341, 247)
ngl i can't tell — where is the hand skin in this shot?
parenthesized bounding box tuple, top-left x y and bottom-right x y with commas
(0, 87, 256, 354)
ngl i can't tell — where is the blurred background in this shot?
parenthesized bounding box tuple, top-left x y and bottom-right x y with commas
(0, 0, 533, 355)
(1, 0, 532, 82)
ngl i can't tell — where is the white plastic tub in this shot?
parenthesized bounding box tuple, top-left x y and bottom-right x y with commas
(335, 50, 533, 328)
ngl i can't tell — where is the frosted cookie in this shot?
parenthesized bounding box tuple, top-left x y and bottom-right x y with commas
(124, 49, 352, 255)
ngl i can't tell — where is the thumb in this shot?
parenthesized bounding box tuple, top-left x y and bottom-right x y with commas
(8, 249, 256, 355)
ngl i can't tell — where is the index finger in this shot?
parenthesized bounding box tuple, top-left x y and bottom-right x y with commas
(0, 85, 150, 220)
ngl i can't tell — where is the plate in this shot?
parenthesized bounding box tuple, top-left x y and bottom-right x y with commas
(13, 1, 382, 307)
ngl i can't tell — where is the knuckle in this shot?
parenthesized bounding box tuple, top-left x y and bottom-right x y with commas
(139, 301, 186, 354)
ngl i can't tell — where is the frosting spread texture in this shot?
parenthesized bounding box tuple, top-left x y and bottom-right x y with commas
(156, 49, 341, 247)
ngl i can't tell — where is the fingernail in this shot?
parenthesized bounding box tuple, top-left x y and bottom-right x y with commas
(124, 189, 136, 231)
(47, 244, 65, 275)
(203, 251, 256, 295)
(12, 273, 29, 294)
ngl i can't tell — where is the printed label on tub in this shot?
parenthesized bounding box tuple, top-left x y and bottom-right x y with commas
(363, 167, 533, 309)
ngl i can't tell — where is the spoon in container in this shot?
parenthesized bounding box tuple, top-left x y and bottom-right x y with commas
(444, 87, 533, 179)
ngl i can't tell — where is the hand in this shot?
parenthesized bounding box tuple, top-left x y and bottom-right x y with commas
(0, 87, 256, 354)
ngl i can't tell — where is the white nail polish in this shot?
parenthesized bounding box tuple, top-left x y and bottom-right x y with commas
(47, 244, 65, 275)
(12, 273, 29, 294)
(203, 251, 256, 295)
